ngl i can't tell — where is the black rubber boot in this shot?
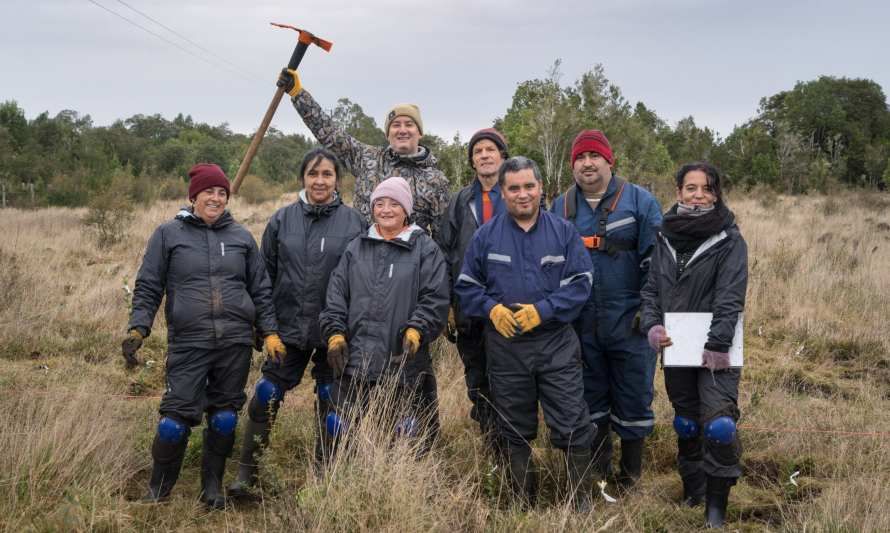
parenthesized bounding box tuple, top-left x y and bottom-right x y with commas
(590, 421, 613, 480)
(704, 476, 735, 528)
(201, 428, 235, 510)
(617, 438, 644, 491)
(227, 418, 271, 499)
(565, 447, 594, 512)
(506, 443, 537, 508)
(142, 432, 189, 503)
(682, 469, 707, 507)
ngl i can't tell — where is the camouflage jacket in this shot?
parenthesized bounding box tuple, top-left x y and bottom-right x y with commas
(293, 90, 450, 239)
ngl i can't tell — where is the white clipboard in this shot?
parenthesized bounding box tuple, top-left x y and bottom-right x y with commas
(663, 312, 743, 367)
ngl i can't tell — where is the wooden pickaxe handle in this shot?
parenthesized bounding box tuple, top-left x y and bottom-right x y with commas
(231, 25, 332, 195)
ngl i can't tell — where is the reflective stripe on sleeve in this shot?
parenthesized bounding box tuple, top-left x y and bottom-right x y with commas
(560, 271, 593, 287)
(457, 273, 485, 288)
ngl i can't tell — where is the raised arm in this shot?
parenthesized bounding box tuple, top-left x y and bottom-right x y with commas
(292, 90, 379, 179)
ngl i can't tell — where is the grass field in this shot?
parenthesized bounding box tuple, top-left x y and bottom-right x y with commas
(1, 190, 889, 531)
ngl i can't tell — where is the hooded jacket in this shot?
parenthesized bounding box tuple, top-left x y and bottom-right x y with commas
(320, 224, 449, 383)
(639, 208, 748, 352)
(261, 192, 365, 349)
(128, 209, 277, 347)
(293, 90, 450, 239)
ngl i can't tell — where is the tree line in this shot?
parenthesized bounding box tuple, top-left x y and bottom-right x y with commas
(1, 62, 888, 208)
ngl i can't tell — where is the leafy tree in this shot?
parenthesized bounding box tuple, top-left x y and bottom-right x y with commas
(331, 98, 386, 145)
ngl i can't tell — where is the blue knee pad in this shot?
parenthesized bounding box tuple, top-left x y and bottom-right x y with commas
(256, 377, 284, 407)
(395, 416, 419, 438)
(325, 411, 347, 437)
(704, 416, 736, 445)
(317, 383, 332, 403)
(157, 416, 188, 443)
(673, 415, 700, 440)
(209, 410, 238, 436)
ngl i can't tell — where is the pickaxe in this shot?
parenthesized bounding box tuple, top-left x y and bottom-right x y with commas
(231, 23, 333, 194)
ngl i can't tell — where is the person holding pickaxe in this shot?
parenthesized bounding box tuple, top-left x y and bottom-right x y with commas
(276, 70, 450, 241)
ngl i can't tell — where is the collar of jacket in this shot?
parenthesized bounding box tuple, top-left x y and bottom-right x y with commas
(384, 145, 437, 167)
(298, 190, 341, 218)
(364, 223, 424, 247)
(175, 207, 233, 228)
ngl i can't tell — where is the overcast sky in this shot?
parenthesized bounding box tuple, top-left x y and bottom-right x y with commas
(2, 0, 888, 142)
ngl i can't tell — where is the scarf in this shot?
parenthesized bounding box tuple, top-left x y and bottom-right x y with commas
(661, 202, 735, 253)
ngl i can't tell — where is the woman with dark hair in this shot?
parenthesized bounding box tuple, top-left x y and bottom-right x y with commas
(320, 176, 449, 455)
(123, 163, 282, 509)
(228, 148, 364, 497)
(639, 162, 748, 529)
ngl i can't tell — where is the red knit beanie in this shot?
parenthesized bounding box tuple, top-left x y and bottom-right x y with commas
(571, 130, 614, 166)
(188, 163, 230, 201)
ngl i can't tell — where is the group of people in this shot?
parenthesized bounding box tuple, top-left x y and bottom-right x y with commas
(121, 68, 747, 529)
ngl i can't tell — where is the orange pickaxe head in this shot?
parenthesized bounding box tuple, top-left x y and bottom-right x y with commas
(270, 22, 333, 54)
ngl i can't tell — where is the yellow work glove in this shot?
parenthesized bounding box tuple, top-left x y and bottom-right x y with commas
(489, 304, 519, 338)
(402, 327, 422, 359)
(276, 68, 303, 97)
(513, 304, 542, 334)
(327, 334, 348, 377)
(263, 333, 287, 364)
(121, 329, 143, 369)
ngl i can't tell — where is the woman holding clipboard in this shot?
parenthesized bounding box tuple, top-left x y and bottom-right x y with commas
(639, 162, 748, 529)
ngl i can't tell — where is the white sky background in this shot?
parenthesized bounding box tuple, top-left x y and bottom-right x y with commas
(2, 0, 888, 142)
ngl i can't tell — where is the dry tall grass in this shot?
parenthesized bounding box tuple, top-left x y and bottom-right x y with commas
(1, 191, 888, 531)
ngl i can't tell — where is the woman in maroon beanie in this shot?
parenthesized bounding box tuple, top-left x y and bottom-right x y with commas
(121, 163, 284, 509)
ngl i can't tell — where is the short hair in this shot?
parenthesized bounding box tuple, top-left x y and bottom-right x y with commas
(498, 156, 543, 187)
(299, 147, 343, 183)
(675, 161, 723, 202)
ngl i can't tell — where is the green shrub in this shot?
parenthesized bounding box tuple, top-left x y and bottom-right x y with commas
(237, 174, 281, 204)
(82, 176, 135, 248)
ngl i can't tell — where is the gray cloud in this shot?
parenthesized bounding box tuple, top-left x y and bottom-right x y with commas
(2, 0, 888, 142)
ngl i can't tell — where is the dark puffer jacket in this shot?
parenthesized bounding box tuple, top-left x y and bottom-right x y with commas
(639, 221, 748, 352)
(261, 192, 364, 349)
(320, 224, 449, 383)
(128, 209, 277, 347)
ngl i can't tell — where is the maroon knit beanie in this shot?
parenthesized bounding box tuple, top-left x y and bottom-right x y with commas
(188, 163, 230, 201)
(467, 128, 509, 166)
(571, 130, 614, 166)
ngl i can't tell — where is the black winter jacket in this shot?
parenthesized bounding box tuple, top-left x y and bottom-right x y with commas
(436, 185, 482, 330)
(261, 192, 364, 349)
(320, 224, 450, 383)
(639, 222, 748, 352)
(128, 209, 277, 347)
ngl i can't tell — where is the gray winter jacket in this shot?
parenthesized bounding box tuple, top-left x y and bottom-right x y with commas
(639, 223, 748, 352)
(128, 209, 277, 347)
(320, 224, 450, 383)
(261, 192, 364, 349)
